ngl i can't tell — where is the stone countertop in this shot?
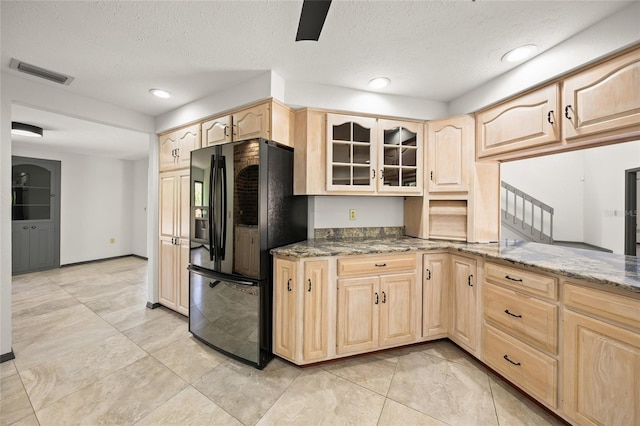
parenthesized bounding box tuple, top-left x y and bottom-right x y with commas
(271, 237, 640, 294)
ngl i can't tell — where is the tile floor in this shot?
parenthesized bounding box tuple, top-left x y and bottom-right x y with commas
(1, 257, 564, 425)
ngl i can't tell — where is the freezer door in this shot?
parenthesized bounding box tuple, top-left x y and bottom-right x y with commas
(189, 269, 261, 365)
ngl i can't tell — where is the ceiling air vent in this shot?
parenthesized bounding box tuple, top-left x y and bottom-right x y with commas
(9, 58, 74, 85)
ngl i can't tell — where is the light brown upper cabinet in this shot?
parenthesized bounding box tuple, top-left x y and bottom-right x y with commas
(326, 113, 424, 194)
(562, 47, 640, 145)
(475, 84, 560, 159)
(201, 100, 294, 147)
(326, 114, 378, 192)
(377, 119, 423, 194)
(159, 124, 201, 171)
(427, 115, 474, 193)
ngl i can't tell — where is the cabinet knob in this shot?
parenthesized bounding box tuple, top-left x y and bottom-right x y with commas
(31, 225, 37, 229)
(23, 226, 28, 230)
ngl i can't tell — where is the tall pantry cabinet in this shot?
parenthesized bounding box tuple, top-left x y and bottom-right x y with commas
(158, 124, 201, 316)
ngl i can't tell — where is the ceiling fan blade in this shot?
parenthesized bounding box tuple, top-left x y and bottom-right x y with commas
(296, 0, 332, 41)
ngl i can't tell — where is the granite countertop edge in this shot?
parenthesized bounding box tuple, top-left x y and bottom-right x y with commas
(271, 237, 640, 294)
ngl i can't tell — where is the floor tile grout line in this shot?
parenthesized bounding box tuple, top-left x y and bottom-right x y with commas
(487, 373, 502, 426)
(13, 366, 42, 426)
(250, 363, 304, 426)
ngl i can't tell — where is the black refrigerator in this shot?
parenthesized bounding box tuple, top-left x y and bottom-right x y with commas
(188, 138, 307, 369)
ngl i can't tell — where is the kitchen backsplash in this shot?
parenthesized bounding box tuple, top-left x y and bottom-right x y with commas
(314, 226, 405, 240)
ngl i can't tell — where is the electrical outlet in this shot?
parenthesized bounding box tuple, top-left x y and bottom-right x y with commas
(349, 209, 356, 220)
(109, 238, 115, 244)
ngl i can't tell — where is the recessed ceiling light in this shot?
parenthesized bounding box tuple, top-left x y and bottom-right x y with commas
(149, 88, 172, 99)
(11, 122, 43, 138)
(501, 44, 538, 63)
(368, 77, 390, 90)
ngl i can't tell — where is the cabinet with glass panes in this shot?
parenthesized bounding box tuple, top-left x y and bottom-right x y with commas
(326, 113, 423, 194)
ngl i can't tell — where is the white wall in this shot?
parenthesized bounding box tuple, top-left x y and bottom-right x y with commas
(11, 144, 139, 264)
(312, 196, 404, 229)
(501, 150, 585, 242)
(583, 142, 640, 254)
(132, 158, 148, 258)
(500, 140, 640, 254)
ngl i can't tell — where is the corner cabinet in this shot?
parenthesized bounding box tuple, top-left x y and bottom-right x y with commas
(427, 115, 473, 194)
(273, 257, 332, 364)
(562, 47, 640, 145)
(158, 169, 191, 316)
(159, 124, 201, 172)
(422, 252, 449, 338)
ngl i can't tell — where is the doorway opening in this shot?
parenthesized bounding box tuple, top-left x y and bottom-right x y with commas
(624, 167, 640, 256)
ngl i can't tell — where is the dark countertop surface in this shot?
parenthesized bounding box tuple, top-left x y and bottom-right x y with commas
(271, 237, 640, 294)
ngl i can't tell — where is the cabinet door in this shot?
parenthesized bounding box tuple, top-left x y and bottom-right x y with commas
(178, 170, 191, 240)
(377, 119, 422, 194)
(159, 237, 177, 311)
(11, 223, 30, 274)
(427, 115, 473, 193)
(273, 258, 298, 360)
(202, 115, 232, 146)
(449, 255, 478, 353)
(379, 273, 416, 347)
(563, 48, 640, 143)
(29, 222, 55, 270)
(337, 276, 378, 354)
(303, 260, 329, 361)
(159, 172, 178, 239)
(159, 132, 177, 172)
(177, 241, 190, 316)
(563, 310, 640, 426)
(175, 124, 201, 169)
(423, 253, 449, 337)
(476, 84, 560, 159)
(326, 114, 377, 192)
(233, 103, 270, 141)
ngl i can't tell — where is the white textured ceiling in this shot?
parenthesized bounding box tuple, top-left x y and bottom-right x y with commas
(2, 0, 634, 159)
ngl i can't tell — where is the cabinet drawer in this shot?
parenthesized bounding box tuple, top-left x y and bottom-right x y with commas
(337, 254, 416, 277)
(483, 324, 557, 408)
(563, 282, 640, 330)
(484, 283, 558, 353)
(485, 262, 557, 300)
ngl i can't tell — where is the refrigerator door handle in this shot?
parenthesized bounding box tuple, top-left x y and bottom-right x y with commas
(220, 157, 228, 259)
(208, 153, 216, 262)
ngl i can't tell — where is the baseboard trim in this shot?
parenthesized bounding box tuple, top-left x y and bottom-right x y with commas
(61, 254, 147, 268)
(131, 254, 148, 260)
(1, 349, 15, 363)
(146, 302, 161, 309)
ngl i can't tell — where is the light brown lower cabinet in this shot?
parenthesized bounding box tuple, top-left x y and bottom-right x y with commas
(449, 254, 479, 354)
(422, 253, 449, 337)
(337, 272, 417, 355)
(273, 257, 330, 364)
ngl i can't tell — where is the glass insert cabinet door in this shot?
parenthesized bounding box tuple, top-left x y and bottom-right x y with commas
(326, 114, 377, 192)
(377, 119, 423, 194)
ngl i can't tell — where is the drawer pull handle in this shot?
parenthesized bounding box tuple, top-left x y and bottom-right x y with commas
(468, 274, 474, 287)
(503, 355, 521, 366)
(287, 279, 292, 292)
(308, 279, 312, 292)
(426, 269, 431, 280)
(504, 309, 522, 318)
(505, 275, 523, 282)
(375, 292, 379, 304)
(375, 263, 387, 267)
